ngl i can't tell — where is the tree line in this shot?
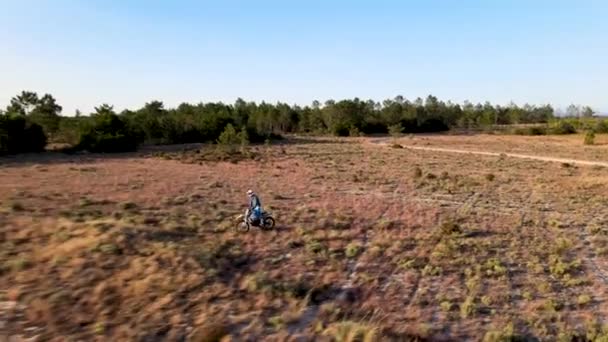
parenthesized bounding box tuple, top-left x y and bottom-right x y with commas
(0, 90, 595, 155)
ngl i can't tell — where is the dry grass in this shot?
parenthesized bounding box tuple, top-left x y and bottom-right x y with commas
(394, 133, 608, 162)
(1, 135, 608, 340)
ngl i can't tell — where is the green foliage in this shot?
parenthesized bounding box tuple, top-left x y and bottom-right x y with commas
(217, 123, 239, 146)
(76, 105, 138, 153)
(5, 91, 62, 136)
(595, 120, 608, 133)
(29, 94, 62, 135)
(584, 130, 596, 145)
(6, 90, 599, 156)
(239, 125, 250, 150)
(549, 120, 577, 134)
(511, 119, 583, 136)
(0, 114, 47, 155)
(512, 126, 547, 135)
(484, 258, 507, 277)
(55, 116, 88, 146)
(348, 125, 362, 137)
(217, 124, 250, 154)
(388, 123, 404, 137)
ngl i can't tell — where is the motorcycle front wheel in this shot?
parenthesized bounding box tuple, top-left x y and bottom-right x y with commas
(235, 221, 250, 232)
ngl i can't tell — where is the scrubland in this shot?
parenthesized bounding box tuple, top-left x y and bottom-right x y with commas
(2, 135, 608, 341)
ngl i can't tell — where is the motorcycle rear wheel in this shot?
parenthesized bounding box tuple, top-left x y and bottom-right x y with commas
(262, 217, 276, 230)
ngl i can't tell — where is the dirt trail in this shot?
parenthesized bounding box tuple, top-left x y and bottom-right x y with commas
(370, 139, 608, 167)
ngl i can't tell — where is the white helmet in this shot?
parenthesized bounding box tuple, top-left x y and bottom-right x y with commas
(247, 189, 254, 196)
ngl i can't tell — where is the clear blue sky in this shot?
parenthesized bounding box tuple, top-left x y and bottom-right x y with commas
(1, 0, 607, 115)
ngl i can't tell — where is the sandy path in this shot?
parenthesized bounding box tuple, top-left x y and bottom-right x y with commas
(370, 139, 608, 167)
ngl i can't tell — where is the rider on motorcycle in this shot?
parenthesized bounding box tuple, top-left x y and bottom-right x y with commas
(247, 189, 262, 225)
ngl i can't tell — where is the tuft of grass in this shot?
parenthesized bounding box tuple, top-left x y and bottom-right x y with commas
(485, 173, 496, 182)
(440, 220, 462, 235)
(481, 295, 492, 306)
(306, 239, 326, 254)
(465, 274, 481, 293)
(553, 238, 572, 255)
(93, 322, 106, 335)
(584, 130, 596, 145)
(322, 321, 378, 342)
(483, 258, 507, 277)
(548, 255, 580, 278)
(440, 300, 453, 312)
(120, 202, 138, 211)
(413, 167, 423, 178)
(541, 298, 564, 312)
(268, 315, 284, 330)
(345, 242, 362, 258)
(582, 319, 608, 341)
(577, 294, 592, 306)
(483, 323, 517, 342)
(422, 264, 442, 276)
(588, 224, 603, 235)
(537, 282, 551, 294)
(460, 296, 476, 318)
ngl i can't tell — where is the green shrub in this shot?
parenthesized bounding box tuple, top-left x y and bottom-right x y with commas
(217, 124, 250, 153)
(584, 130, 596, 145)
(76, 109, 138, 153)
(512, 126, 547, 135)
(549, 121, 577, 135)
(332, 123, 350, 137)
(0, 114, 47, 155)
(348, 125, 362, 137)
(217, 123, 239, 146)
(239, 126, 249, 151)
(388, 123, 404, 138)
(55, 116, 87, 146)
(595, 120, 608, 134)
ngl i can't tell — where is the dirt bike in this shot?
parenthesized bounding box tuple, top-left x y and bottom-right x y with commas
(235, 209, 276, 232)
